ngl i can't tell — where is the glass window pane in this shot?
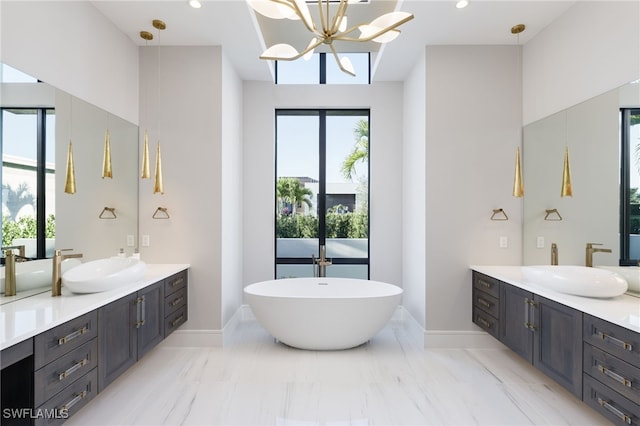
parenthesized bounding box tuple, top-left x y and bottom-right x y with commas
(325, 113, 368, 258)
(2, 109, 38, 255)
(276, 54, 320, 84)
(628, 109, 640, 259)
(326, 53, 369, 84)
(45, 110, 56, 257)
(276, 113, 319, 258)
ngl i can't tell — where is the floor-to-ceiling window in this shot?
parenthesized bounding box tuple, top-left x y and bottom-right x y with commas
(620, 107, 640, 264)
(275, 109, 369, 278)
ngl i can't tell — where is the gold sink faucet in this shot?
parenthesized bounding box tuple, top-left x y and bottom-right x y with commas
(52, 249, 83, 296)
(585, 243, 611, 267)
(4, 250, 17, 296)
(551, 243, 558, 265)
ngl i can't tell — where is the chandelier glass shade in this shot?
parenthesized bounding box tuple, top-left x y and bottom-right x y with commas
(249, 0, 414, 76)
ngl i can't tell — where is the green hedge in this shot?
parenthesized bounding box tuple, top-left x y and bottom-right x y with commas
(276, 212, 368, 239)
(2, 215, 55, 246)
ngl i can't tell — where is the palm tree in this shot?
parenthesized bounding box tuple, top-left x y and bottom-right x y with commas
(276, 177, 313, 215)
(341, 119, 369, 181)
(2, 183, 35, 221)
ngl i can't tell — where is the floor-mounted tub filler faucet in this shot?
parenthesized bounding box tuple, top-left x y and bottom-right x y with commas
(585, 243, 611, 267)
(52, 249, 83, 296)
(551, 243, 558, 265)
(312, 245, 332, 278)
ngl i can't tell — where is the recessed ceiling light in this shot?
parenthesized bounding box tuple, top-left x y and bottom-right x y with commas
(456, 0, 469, 9)
(188, 0, 202, 8)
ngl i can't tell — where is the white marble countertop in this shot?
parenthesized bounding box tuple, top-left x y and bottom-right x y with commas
(471, 265, 640, 334)
(0, 263, 189, 351)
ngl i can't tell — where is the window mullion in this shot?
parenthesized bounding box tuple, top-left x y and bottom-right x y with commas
(36, 108, 46, 259)
(318, 110, 327, 247)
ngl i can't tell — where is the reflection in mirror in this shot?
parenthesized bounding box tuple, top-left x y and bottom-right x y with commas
(523, 81, 640, 269)
(0, 63, 139, 304)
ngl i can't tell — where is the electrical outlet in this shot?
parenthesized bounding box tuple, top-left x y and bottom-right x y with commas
(142, 235, 150, 247)
(536, 236, 545, 249)
(499, 236, 508, 249)
(127, 235, 135, 247)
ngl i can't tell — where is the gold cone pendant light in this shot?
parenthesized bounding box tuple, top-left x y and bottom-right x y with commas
(561, 147, 573, 197)
(153, 142, 164, 194)
(141, 129, 151, 179)
(64, 141, 76, 194)
(102, 129, 112, 178)
(512, 147, 524, 197)
(249, 0, 414, 76)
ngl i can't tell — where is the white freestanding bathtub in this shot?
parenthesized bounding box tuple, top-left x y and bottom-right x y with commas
(244, 277, 403, 350)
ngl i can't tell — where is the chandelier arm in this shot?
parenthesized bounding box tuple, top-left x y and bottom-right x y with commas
(343, 14, 414, 42)
(260, 38, 324, 61)
(329, 44, 355, 77)
(289, 0, 317, 34)
(335, 29, 400, 43)
(316, 0, 327, 33)
(329, 0, 349, 35)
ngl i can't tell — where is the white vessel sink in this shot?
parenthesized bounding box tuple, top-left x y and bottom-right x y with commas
(597, 266, 640, 294)
(522, 265, 628, 298)
(1, 258, 81, 294)
(62, 257, 146, 294)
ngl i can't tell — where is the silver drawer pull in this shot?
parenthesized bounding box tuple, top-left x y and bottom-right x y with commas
(171, 314, 185, 327)
(58, 326, 88, 346)
(170, 277, 184, 287)
(597, 364, 632, 388)
(60, 390, 87, 412)
(598, 331, 633, 351)
(58, 358, 88, 381)
(476, 317, 492, 329)
(170, 296, 185, 307)
(477, 298, 492, 309)
(480, 281, 492, 289)
(597, 397, 632, 424)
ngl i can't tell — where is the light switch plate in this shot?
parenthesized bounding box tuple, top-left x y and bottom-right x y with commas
(142, 235, 150, 247)
(536, 236, 545, 249)
(127, 235, 135, 247)
(499, 236, 508, 248)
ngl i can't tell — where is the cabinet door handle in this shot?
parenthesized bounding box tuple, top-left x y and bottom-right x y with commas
(524, 298, 537, 331)
(60, 390, 87, 412)
(58, 326, 88, 346)
(135, 296, 146, 328)
(597, 397, 632, 424)
(477, 298, 492, 309)
(597, 331, 633, 351)
(58, 358, 88, 381)
(597, 364, 633, 388)
(170, 277, 184, 288)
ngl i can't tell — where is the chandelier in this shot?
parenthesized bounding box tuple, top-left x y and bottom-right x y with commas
(248, 0, 414, 76)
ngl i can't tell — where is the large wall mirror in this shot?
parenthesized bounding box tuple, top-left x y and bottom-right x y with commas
(1, 64, 139, 304)
(523, 80, 640, 267)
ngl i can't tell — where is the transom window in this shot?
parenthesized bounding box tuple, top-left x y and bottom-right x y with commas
(276, 52, 370, 85)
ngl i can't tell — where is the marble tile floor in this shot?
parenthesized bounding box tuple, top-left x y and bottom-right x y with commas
(67, 319, 607, 426)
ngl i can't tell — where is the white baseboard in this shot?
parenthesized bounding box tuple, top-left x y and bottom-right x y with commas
(162, 304, 502, 350)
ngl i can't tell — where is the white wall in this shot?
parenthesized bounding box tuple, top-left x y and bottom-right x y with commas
(139, 46, 236, 343)
(424, 46, 523, 343)
(523, 0, 640, 125)
(243, 82, 404, 289)
(221, 52, 244, 326)
(0, 1, 139, 124)
(402, 50, 426, 328)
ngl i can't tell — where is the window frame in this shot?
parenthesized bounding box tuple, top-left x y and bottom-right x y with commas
(275, 52, 371, 85)
(274, 108, 371, 277)
(619, 107, 640, 265)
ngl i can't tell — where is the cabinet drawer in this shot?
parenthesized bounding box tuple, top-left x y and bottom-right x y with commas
(473, 271, 500, 299)
(583, 373, 640, 425)
(584, 343, 640, 404)
(473, 308, 499, 339)
(473, 290, 499, 318)
(34, 311, 98, 369)
(34, 338, 98, 407)
(164, 270, 187, 296)
(584, 314, 640, 368)
(165, 307, 187, 337)
(34, 367, 97, 426)
(165, 286, 187, 317)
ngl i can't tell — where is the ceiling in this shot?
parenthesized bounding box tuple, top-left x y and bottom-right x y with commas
(92, 0, 576, 82)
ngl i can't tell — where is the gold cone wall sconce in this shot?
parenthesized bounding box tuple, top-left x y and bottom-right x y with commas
(141, 129, 151, 179)
(561, 147, 573, 197)
(102, 129, 112, 178)
(64, 141, 76, 194)
(153, 142, 164, 194)
(512, 147, 524, 197)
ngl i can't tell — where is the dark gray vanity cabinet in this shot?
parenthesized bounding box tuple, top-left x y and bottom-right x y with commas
(473, 271, 583, 398)
(582, 314, 640, 424)
(97, 281, 164, 391)
(163, 270, 188, 337)
(1, 339, 34, 426)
